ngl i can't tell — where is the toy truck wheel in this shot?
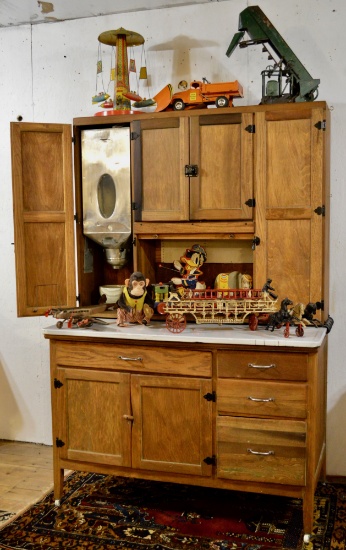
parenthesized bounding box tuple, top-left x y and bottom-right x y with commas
(156, 302, 167, 315)
(295, 323, 304, 337)
(216, 96, 229, 108)
(248, 313, 259, 331)
(166, 313, 187, 333)
(173, 99, 185, 111)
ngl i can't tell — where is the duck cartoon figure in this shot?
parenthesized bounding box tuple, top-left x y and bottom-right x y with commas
(171, 244, 207, 292)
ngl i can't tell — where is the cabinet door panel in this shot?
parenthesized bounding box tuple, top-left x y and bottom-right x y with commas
(57, 368, 131, 467)
(132, 118, 189, 221)
(254, 107, 326, 309)
(131, 375, 213, 476)
(190, 112, 253, 220)
(11, 122, 75, 316)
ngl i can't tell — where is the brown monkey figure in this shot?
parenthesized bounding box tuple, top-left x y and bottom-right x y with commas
(116, 271, 155, 327)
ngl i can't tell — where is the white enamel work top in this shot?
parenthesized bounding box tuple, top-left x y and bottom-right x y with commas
(43, 321, 327, 348)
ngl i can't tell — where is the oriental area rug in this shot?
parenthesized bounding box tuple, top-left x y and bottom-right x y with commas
(0, 472, 344, 550)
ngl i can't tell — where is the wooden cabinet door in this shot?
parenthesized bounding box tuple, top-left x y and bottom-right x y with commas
(254, 105, 328, 310)
(131, 117, 190, 222)
(189, 112, 254, 220)
(11, 122, 76, 316)
(131, 374, 213, 476)
(56, 368, 131, 467)
(132, 111, 254, 223)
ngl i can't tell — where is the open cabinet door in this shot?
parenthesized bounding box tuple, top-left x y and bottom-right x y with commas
(11, 122, 76, 316)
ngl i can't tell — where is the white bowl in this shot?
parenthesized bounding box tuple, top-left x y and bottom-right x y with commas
(99, 284, 123, 303)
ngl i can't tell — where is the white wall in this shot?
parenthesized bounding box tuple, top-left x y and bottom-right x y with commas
(0, 0, 344, 474)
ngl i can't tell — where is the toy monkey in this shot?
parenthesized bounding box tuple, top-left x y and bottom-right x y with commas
(117, 271, 155, 327)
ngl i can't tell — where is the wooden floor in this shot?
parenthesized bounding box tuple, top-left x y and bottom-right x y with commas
(0, 439, 54, 524)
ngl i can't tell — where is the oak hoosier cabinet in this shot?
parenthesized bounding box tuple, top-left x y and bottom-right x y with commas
(11, 102, 330, 541)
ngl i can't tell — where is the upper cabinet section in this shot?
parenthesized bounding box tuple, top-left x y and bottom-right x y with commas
(10, 103, 329, 316)
(11, 123, 75, 316)
(131, 110, 254, 222)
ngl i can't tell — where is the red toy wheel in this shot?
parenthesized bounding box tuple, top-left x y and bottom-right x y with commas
(156, 302, 167, 315)
(248, 313, 259, 331)
(283, 322, 290, 338)
(166, 313, 186, 333)
(295, 324, 304, 337)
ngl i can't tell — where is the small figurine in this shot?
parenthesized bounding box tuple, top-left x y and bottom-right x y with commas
(171, 244, 207, 293)
(117, 271, 155, 327)
(266, 297, 293, 332)
(262, 278, 278, 300)
(215, 271, 252, 289)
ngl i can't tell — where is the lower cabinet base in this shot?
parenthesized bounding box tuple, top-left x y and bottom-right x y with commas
(47, 333, 327, 541)
(53, 454, 326, 538)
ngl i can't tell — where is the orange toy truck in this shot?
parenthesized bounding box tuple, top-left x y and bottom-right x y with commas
(169, 79, 243, 110)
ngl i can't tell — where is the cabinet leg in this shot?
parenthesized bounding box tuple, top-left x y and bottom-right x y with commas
(53, 466, 64, 505)
(302, 489, 315, 541)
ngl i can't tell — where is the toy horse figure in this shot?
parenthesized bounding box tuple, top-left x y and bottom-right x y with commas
(266, 297, 293, 332)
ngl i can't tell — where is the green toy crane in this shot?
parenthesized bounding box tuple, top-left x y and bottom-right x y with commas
(226, 5, 320, 103)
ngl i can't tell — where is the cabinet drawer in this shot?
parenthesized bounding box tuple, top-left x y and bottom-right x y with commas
(217, 416, 306, 485)
(217, 379, 307, 418)
(217, 350, 308, 380)
(54, 341, 212, 377)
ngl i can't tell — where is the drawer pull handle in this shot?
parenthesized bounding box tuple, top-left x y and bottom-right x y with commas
(247, 396, 275, 402)
(247, 448, 274, 456)
(123, 415, 134, 421)
(248, 363, 276, 369)
(118, 355, 143, 362)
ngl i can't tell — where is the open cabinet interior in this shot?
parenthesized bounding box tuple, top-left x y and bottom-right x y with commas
(72, 111, 256, 308)
(134, 237, 253, 292)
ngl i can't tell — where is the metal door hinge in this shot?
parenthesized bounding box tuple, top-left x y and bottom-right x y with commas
(132, 202, 138, 211)
(245, 198, 256, 207)
(185, 164, 198, 177)
(76, 294, 80, 303)
(203, 455, 216, 465)
(252, 236, 261, 250)
(72, 136, 75, 143)
(315, 120, 326, 131)
(245, 124, 255, 133)
(314, 205, 325, 216)
(203, 391, 216, 402)
(74, 213, 79, 223)
(55, 438, 65, 448)
(130, 131, 140, 140)
(54, 378, 63, 389)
